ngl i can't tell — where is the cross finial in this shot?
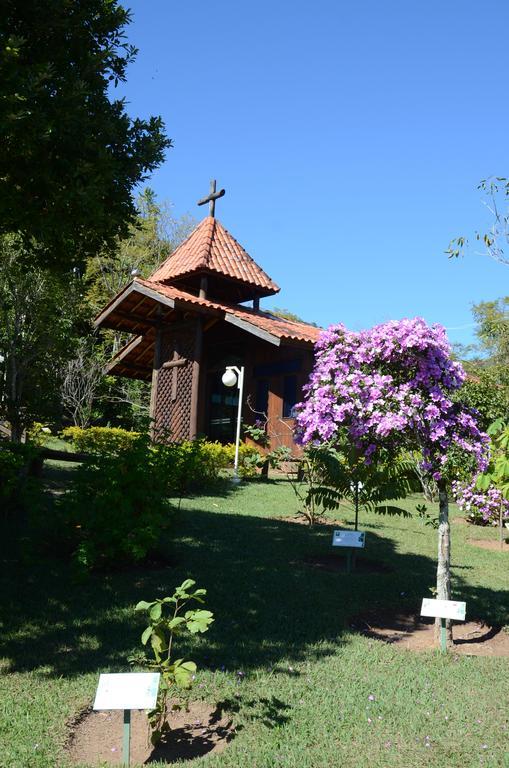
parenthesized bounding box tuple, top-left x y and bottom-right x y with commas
(197, 179, 225, 218)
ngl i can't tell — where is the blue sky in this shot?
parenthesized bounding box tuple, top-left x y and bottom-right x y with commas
(119, 0, 509, 348)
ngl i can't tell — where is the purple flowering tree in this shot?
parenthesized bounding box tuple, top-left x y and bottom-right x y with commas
(295, 318, 489, 644)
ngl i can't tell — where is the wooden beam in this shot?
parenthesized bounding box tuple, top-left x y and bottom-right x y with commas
(203, 318, 219, 332)
(113, 309, 162, 327)
(94, 282, 136, 328)
(149, 322, 164, 438)
(224, 313, 281, 346)
(189, 318, 203, 439)
(94, 280, 176, 329)
(162, 357, 187, 369)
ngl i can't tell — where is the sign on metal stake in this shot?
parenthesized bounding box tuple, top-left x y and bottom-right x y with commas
(420, 598, 466, 654)
(94, 673, 160, 766)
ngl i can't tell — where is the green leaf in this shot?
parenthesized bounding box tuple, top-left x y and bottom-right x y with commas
(185, 610, 214, 634)
(174, 660, 197, 688)
(475, 474, 493, 491)
(149, 602, 162, 621)
(167, 616, 186, 630)
(375, 505, 412, 518)
(141, 626, 153, 646)
(135, 600, 154, 612)
(150, 626, 166, 656)
(178, 579, 196, 592)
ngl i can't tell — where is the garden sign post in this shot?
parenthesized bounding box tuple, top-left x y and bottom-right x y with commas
(332, 530, 365, 573)
(421, 598, 466, 653)
(93, 673, 160, 766)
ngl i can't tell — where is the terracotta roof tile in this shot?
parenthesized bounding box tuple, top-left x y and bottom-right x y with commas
(150, 217, 280, 296)
(135, 279, 321, 344)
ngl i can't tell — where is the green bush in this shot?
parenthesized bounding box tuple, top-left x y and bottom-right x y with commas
(0, 443, 41, 515)
(59, 435, 171, 570)
(61, 425, 141, 454)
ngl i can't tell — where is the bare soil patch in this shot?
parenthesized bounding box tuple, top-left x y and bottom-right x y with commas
(351, 611, 509, 656)
(296, 553, 393, 574)
(67, 700, 235, 766)
(276, 515, 347, 526)
(468, 538, 509, 552)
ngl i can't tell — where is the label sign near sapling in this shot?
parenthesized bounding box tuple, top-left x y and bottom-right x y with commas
(420, 598, 466, 622)
(332, 530, 366, 548)
(94, 673, 160, 711)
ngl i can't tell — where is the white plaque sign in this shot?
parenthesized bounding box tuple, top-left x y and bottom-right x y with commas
(93, 673, 160, 711)
(420, 598, 466, 621)
(332, 530, 365, 548)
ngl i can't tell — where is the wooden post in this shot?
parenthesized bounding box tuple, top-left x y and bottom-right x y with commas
(435, 479, 453, 647)
(149, 323, 164, 440)
(189, 318, 203, 439)
(253, 296, 260, 310)
(199, 276, 208, 299)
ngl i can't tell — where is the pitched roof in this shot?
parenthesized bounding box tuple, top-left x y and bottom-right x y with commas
(150, 216, 280, 297)
(96, 278, 321, 379)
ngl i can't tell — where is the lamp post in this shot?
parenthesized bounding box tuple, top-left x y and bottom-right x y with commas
(222, 365, 245, 482)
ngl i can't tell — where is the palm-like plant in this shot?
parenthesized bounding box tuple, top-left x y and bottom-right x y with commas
(308, 444, 419, 529)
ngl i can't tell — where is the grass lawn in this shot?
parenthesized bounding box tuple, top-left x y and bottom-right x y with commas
(0, 474, 508, 767)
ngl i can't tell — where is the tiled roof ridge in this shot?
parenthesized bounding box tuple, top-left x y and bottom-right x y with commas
(149, 216, 280, 294)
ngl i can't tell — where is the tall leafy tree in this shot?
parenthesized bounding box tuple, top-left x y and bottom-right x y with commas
(0, 1, 171, 269)
(0, 235, 86, 440)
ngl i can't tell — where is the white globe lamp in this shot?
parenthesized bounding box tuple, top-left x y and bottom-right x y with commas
(221, 369, 238, 388)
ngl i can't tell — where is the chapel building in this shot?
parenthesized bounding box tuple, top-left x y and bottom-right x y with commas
(95, 186, 320, 451)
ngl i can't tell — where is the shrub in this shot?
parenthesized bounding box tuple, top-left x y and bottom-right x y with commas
(61, 425, 140, 455)
(0, 443, 41, 516)
(222, 442, 263, 478)
(59, 435, 171, 569)
(452, 479, 509, 526)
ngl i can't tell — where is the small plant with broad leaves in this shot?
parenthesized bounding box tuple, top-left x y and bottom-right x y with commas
(416, 503, 439, 529)
(132, 579, 214, 744)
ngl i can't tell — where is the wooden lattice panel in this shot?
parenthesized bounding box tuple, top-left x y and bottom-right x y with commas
(154, 326, 195, 442)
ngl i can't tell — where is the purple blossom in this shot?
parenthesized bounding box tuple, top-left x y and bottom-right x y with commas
(452, 480, 509, 525)
(295, 318, 489, 478)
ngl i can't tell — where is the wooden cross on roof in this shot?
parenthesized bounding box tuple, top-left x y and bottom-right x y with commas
(197, 179, 225, 218)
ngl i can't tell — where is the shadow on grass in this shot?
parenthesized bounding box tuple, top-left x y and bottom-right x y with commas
(0, 505, 508, 678)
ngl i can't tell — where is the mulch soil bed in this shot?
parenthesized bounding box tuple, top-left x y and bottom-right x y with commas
(67, 700, 234, 766)
(467, 538, 509, 552)
(350, 611, 509, 656)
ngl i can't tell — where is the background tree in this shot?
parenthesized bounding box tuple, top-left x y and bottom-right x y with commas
(60, 339, 106, 428)
(0, 0, 171, 270)
(0, 235, 85, 440)
(85, 188, 196, 318)
(447, 177, 509, 264)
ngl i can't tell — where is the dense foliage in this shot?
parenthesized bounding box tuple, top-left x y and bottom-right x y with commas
(61, 425, 141, 454)
(0, 0, 170, 269)
(0, 443, 41, 516)
(0, 234, 87, 440)
(53, 431, 264, 569)
(60, 435, 172, 569)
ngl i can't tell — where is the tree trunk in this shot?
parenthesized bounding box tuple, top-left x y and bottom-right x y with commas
(435, 479, 453, 646)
